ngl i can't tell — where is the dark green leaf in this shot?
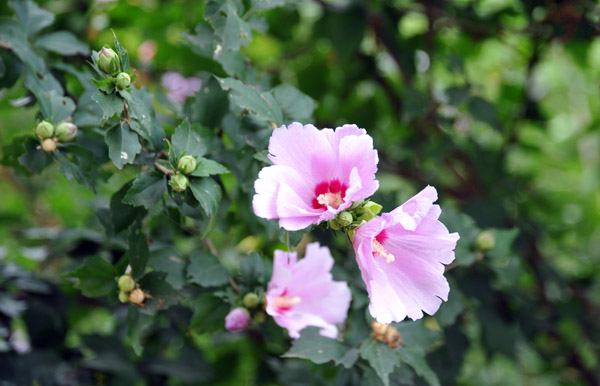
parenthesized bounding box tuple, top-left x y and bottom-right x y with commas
(487, 228, 519, 259)
(396, 347, 440, 386)
(189, 178, 222, 216)
(56, 155, 96, 192)
(17, 137, 52, 173)
(190, 158, 229, 177)
(35, 31, 89, 55)
(184, 77, 228, 128)
(171, 119, 207, 158)
(283, 327, 359, 368)
(217, 77, 283, 125)
(64, 256, 117, 297)
(240, 252, 264, 286)
(251, 0, 300, 11)
(137, 271, 183, 314)
(359, 338, 400, 386)
(0, 17, 45, 72)
(91, 77, 116, 94)
(187, 250, 229, 287)
(190, 294, 229, 333)
(271, 84, 314, 123)
(147, 248, 186, 290)
(128, 220, 149, 279)
(126, 307, 153, 356)
(123, 171, 167, 209)
(105, 122, 141, 169)
(121, 88, 165, 150)
(92, 90, 124, 123)
(110, 182, 146, 234)
(204, 1, 252, 52)
(434, 279, 464, 327)
(10, 0, 54, 37)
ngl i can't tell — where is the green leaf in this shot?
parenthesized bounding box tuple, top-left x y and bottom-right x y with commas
(396, 347, 440, 386)
(171, 119, 207, 159)
(35, 30, 89, 55)
(10, 0, 54, 37)
(17, 137, 52, 173)
(359, 338, 400, 386)
(39, 90, 76, 122)
(184, 77, 228, 128)
(147, 248, 186, 290)
(121, 88, 165, 150)
(123, 171, 167, 209)
(56, 155, 96, 192)
(64, 256, 117, 297)
(0, 17, 45, 72)
(190, 294, 229, 333)
(204, 1, 252, 52)
(189, 178, 222, 216)
(282, 327, 359, 368)
(137, 271, 183, 314)
(217, 77, 283, 125)
(112, 31, 130, 71)
(92, 90, 124, 123)
(105, 122, 141, 169)
(271, 84, 314, 123)
(487, 228, 519, 259)
(190, 158, 229, 177)
(251, 0, 300, 11)
(393, 320, 442, 349)
(126, 307, 153, 356)
(187, 250, 229, 287)
(240, 252, 264, 286)
(110, 182, 146, 234)
(128, 220, 149, 279)
(434, 279, 464, 327)
(91, 77, 116, 94)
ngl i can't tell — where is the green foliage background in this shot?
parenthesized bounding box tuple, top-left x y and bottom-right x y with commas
(1, 0, 599, 385)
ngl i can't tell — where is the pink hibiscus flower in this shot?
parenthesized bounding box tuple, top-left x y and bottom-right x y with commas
(253, 122, 379, 231)
(266, 242, 352, 339)
(161, 71, 202, 104)
(352, 186, 459, 324)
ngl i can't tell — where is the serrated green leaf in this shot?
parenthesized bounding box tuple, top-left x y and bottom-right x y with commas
(110, 182, 146, 234)
(148, 248, 186, 290)
(204, 1, 252, 52)
(187, 250, 229, 287)
(126, 307, 153, 357)
(105, 122, 141, 169)
(137, 271, 182, 314)
(396, 347, 440, 386)
(64, 256, 117, 297)
(360, 338, 400, 386)
(283, 327, 359, 368)
(0, 17, 45, 72)
(271, 84, 314, 123)
(121, 88, 165, 150)
(217, 77, 283, 125)
(17, 137, 52, 173)
(171, 119, 207, 159)
(184, 77, 229, 128)
(240, 252, 264, 286)
(10, 0, 54, 37)
(190, 158, 229, 177)
(112, 31, 130, 71)
(123, 171, 166, 209)
(38, 90, 76, 122)
(128, 220, 149, 279)
(189, 178, 222, 216)
(91, 77, 116, 94)
(92, 90, 123, 123)
(392, 320, 442, 349)
(190, 294, 229, 333)
(35, 30, 89, 55)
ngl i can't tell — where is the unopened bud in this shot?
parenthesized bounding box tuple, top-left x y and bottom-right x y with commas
(98, 47, 121, 75)
(117, 275, 135, 292)
(118, 291, 129, 303)
(371, 320, 402, 349)
(54, 122, 77, 142)
(128, 288, 145, 305)
(475, 230, 495, 252)
(169, 174, 189, 192)
(253, 311, 266, 323)
(357, 201, 383, 222)
(41, 138, 57, 153)
(177, 155, 197, 174)
(115, 72, 131, 89)
(36, 120, 54, 139)
(225, 308, 250, 331)
(336, 211, 353, 227)
(243, 293, 260, 308)
(329, 219, 341, 231)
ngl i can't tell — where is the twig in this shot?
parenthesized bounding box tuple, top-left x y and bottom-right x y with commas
(154, 162, 174, 176)
(123, 100, 130, 122)
(204, 237, 219, 256)
(229, 277, 240, 294)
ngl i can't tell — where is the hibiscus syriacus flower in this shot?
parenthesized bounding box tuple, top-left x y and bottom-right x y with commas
(352, 186, 459, 324)
(266, 242, 351, 338)
(253, 122, 379, 231)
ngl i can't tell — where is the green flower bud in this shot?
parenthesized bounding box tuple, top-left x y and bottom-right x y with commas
(115, 72, 131, 89)
(329, 219, 341, 231)
(41, 138, 57, 153)
(36, 120, 54, 139)
(253, 311, 266, 323)
(54, 122, 78, 142)
(118, 275, 135, 293)
(357, 201, 383, 222)
(243, 293, 260, 308)
(169, 174, 189, 192)
(118, 291, 129, 303)
(177, 155, 197, 174)
(336, 211, 353, 227)
(98, 47, 121, 75)
(475, 230, 496, 252)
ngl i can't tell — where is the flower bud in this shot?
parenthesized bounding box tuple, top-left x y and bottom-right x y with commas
(177, 155, 197, 174)
(336, 211, 353, 227)
(98, 47, 121, 75)
(36, 120, 54, 139)
(225, 308, 250, 332)
(54, 122, 78, 142)
(117, 275, 135, 293)
(169, 174, 189, 192)
(128, 288, 146, 305)
(118, 291, 129, 303)
(243, 293, 260, 308)
(253, 311, 266, 323)
(357, 201, 383, 222)
(475, 230, 495, 252)
(41, 138, 57, 153)
(115, 72, 131, 89)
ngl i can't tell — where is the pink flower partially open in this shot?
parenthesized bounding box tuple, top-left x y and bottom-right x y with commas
(253, 122, 379, 231)
(266, 242, 351, 339)
(352, 186, 459, 324)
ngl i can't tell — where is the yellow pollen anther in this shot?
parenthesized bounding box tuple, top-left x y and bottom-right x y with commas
(274, 295, 301, 309)
(317, 192, 342, 209)
(372, 239, 395, 263)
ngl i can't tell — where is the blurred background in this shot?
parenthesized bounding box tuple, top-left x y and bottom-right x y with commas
(1, 0, 600, 385)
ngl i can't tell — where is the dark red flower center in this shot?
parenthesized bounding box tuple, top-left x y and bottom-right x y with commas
(312, 179, 348, 210)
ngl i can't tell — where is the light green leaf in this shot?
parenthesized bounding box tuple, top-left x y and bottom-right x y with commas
(190, 158, 229, 177)
(105, 122, 141, 169)
(189, 178, 222, 216)
(282, 327, 359, 369)
(204, 1, 252, 52)
(123, 171, 167, 209)
(360, 338, 400, 386)
(271, 84, 314, 123)
(0, 17, 45, 72)
(35, 30, 89, 55)
(171, 119, 207, 159)
(92, 90, 124, 123)
(64, 256, 117, 298)
(217, 77, 283, 125)
(251, 0, 300, 11)
(187, 250, 229, 287)
(10, 0, 54, 37)
(396, 347, 440, 386)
